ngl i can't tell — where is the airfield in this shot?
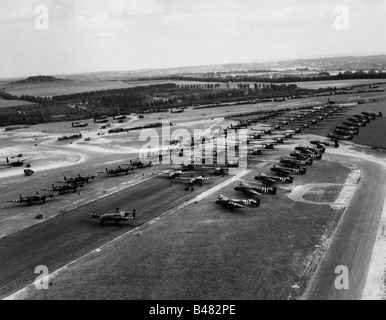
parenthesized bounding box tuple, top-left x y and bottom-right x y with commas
(0, 85, 386, 300)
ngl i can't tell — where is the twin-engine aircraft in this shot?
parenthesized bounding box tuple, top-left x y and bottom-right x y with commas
(270, 165, 306, 176)
(234, 182, 277, 196)
(89, 208, 137, 224)
(3, 157, 28, 167)
(254, 173, 294, 185)
(215, 195, 260, 211)
(99, 166, 134, 177)
(41, 184, 83, 194)
(7, 192, 56, 206)
(58, 174, 96, 185)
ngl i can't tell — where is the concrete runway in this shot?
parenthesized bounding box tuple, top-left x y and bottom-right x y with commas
(0, 175, 229, 299)
(304, 155, 386, 300)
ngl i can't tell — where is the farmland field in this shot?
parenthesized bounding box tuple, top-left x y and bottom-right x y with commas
(0, 98, 35, 108)
(4, 80, 133, 98)
(286, 79, 386, 89)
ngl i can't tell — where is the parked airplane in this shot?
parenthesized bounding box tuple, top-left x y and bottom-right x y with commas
(6, 192, 56, 206)
(99, 166, 134, 177)
(295, 146, 325, 154)
(234, 182, 277, 196)
(281, 157, 313, 166)
(254, 173, 294, 185)
(327, 133, 353, 141)
(159, 170, 185, 178)
(41, 184, 83, 194)
(89, 208, 137, 224)
(72, 122, 88, 128)
(334, 128, 359, 136)
(177, 175, 210, 186)
(270, 165, 306, 176)
(3, 157, 28, 167)
(310, 140, 339, 148)
(58, 174, 96, 185)
(215, 195, 260, 211)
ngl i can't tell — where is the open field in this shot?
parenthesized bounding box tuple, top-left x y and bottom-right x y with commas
(286, 79, 386, 89)
(4, 80, 132, 98)
(0, 98, 35, 108)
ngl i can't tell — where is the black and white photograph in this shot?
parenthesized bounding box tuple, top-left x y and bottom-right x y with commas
(0, 0, 386, 306)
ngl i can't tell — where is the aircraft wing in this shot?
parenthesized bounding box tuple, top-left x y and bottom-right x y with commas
(247, 189, 261, 196)
(228, 201, 247, 209)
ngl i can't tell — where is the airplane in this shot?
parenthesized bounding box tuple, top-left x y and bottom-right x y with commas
(99, 166, 134, 177)
(295, 145, 325, 154)
(41, 184, 83, 194)
(159, 170, 185, 178)
(361, 112, 378, 119)
(281, 157, 313, 166)
(247, 142, 275, 149)
(3, 157, 28, 167)
(270, 165, 306, 176)
(247, 134, 262, 140)
(327, 133, 353, 141)
(254, 173, 294, 185)
(342, 121, 360, 128)
(334, 128, 359, 136)
(310, 140, 339, 148)
(130, 160, 153, 168)
(72, 122, 88, 128)
(6, 192, 56, 206)
(336, 125, 359, 132)
(250, 129, 272, 135)
(194, 166, 230, 175)
(171, 108, 185, 113)
(347, 118, 367, 126)
(215, 195, 260, 212)
(58, 174, 96, 185)
(177, 175, 210, 186)
(89, 208, 137, 224)
(353, 115, 371, 122)
(113, 115, 127, 120)
(247, 149, 264, 156)
(94, 118, 109, 124)
(292, 151, 322, 160)
(234, 182, 277, 196)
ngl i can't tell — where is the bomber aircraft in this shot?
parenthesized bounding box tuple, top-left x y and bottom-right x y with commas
(234, 182, 277, 196)
(270, 165, 306, 176)
(215, 195, 260, 212)
(89, 208, 137, 224)
(254, 173, 294, 185)
(6, 192, 56, 206)
(99, 166, 134, 177)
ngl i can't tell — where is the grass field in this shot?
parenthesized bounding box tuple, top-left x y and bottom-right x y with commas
(286, 79, 386, 89)
(0, 98, 35, 108)
(4, 80, 132, 98)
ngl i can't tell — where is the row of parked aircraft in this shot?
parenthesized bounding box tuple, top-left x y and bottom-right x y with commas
(6, 161, 153, 207)
(327, 111, 383, 141)
(212, 101, 349, 211)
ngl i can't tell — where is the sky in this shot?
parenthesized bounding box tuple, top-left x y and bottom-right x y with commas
(1, 0, 386, 78)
